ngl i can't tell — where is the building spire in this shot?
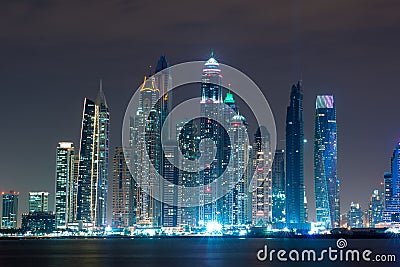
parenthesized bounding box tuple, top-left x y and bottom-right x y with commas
(210, 49, 214, 58)
(96, 79, 108, 108)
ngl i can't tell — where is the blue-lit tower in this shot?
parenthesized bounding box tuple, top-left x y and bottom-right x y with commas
(383, 143, 400, 222)
(314, 95, 340, 228)
(272, 149, 286, 223)
(285, 81, 305, 224)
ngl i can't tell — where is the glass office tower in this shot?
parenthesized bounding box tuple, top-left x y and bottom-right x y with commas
(314, 95, 340, 229)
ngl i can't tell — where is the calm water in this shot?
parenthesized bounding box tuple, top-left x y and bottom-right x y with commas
(0, 238, 399, 267)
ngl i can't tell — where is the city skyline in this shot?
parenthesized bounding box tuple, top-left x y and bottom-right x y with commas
(1, 53, 400, 231)
(1, 1, 400, 223)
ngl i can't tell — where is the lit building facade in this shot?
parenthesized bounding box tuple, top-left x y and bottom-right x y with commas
(162, 141, 179, 227)
(285, 81, 305, 224)
(272, 149, 285, 223)
(112, 147, 135, 228)
(383, 143, 400, 223)
(29, 192, 49, 213)
(348, 202, 363, 228)
(177, 119, 200, 228)
(314, 95, 340, 229)
(199, 54, 226, 225)
(130, 76, 162, 227)
(76, 83, 110, 227)
(1, 191, 19, 229)
(252, 126, 273, 226)
(369, 189, 383, 227)
(55, 142, 75, 228)
(21, 212, 56, 234)
(220, 92, 250, 226)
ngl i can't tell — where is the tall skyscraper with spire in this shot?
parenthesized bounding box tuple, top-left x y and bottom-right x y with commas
(76, 81, 109, 228)
(154, 56, 179, 227)
(285, 81, 305, 224)
(129, 56, 173, 227)
(176, 53, 250, 227)
(199, 53, 228, 224)
(130, 75, 162, 226)
(314, 95, 340, 229)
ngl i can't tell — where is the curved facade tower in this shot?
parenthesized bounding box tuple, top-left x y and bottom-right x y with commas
(76, 82, 110, 228)
(314, 95, 339, 228)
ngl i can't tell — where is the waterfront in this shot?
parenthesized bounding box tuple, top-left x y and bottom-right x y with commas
(0, 238, 399, 267)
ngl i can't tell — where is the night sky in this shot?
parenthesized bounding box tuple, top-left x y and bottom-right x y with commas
(1, 0, 400, 222)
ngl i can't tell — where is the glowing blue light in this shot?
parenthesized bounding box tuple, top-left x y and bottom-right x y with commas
(206, 221, 222, 234)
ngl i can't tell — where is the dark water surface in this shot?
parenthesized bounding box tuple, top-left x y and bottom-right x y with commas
(0, 238, 399, 267)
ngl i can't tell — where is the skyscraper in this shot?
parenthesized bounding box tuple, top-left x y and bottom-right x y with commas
(369, 189, 383, 227)
(130, 76, 162, 227)
(285, 81, 305, 224)
(272, 149, 285, 223)
(220, 92, 250, 226)
(29, 192, 49, 213)
(314, 95, 340, 229)
(1, 191, 19, 229)
(154, 55, 179, 227)
(383, 143, 400, 223)
(252, 127, 273, 226)
(162, 141, 179, 227)
(55, 142, 75, 228)
(76, 82, 110, 227)
(155, 55, 172, 142)
(112, 147, 135, 228)
(348, 202, 363, 228)
(199, 53, 225, 225)
(176, 119, 199, 228)
(175, 54, 250, 227)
